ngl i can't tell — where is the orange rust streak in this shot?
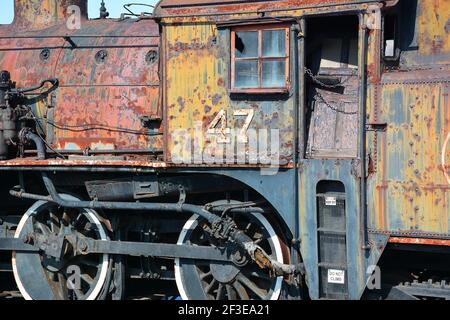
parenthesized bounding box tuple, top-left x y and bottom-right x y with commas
(389, 237, 450, 247)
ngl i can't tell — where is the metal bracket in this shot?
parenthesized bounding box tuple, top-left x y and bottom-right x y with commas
(31, 233, 67, 259)
(177, 185, 186, 206)
(63, 36, 77, 49)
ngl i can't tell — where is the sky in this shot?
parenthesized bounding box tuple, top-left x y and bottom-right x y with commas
(0, 0, 159, 24)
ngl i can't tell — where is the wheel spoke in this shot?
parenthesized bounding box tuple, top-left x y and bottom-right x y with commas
(72, 258, 96, 268)
(216, 284, 225, 300)
(62, 211, 71, 227)
(200, 271, 212, 281)
(81, 273, 94, 285)
(49, 209, 60, 234)
(57, 272, 69, 300)
(72, 288, 85, 300)
(253, 230, 265, 242)
(246, 270, 273, 282)
(34, 220, 51, 235)
(82, 259, 101, 269)
(195, 260, 213, 266)
(66, 278, 76, 290)
(200, 229, 213, 244)
(204, 279, 217, 294)
(233, 280, 250, 300)
(254, 237, 264, 245)
(72, 213, 83, 229)
(225, 284, 237, 300)
(45, 270, 68, 300)
(245, 223, 258, 239)
(237, 274, 267, 300)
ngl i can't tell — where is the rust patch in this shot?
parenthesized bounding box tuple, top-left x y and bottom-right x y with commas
(389, 237, 450, 247)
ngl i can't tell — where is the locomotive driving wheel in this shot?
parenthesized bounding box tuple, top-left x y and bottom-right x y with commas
(175, 210, 288, 300)
(12, 194, 110, 300)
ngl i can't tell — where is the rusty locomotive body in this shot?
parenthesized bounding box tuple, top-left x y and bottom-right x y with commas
(0, 0, 448, 300)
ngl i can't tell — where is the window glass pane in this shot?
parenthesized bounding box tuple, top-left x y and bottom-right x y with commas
(0, 0, 14, 25)
(262, 30, 285, 57)
(235, 32, 258, 58)
(235, 60, 258, 88)
(262, 60, 285, 87)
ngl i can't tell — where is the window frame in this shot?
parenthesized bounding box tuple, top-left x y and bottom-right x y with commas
(230, 23, 290, 94)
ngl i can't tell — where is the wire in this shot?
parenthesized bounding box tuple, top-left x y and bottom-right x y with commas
(33, 117, 159, 136)
(36, 124, 67, 160)
(123, 3, 155, 16)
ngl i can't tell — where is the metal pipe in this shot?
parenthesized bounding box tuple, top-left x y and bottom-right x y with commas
(358, 17, 369, 249)
(11, 183, 216, 224)
(297, 19, 306, 161)
(10, 189, 52, 202)
(291, 19, 304, 268)
(10, 173, 220, 225)
(39, 172, 217, 223)
(14, 79, 58, 94)
(24, 132, 46, 160)
(24, 148, 163, 156)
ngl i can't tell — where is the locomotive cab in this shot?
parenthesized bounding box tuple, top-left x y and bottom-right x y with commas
(0, 0, 449, 301)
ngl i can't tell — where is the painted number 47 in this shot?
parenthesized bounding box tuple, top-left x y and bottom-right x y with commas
(206, 109, 254, 144)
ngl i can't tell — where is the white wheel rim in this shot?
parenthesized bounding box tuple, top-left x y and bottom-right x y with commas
(175, 212, 284, 300)
(12, 194, 109, 300)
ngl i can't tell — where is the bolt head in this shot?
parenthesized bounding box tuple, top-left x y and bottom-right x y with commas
(79, 240, 88, 251)
(0, 70, 10, 83)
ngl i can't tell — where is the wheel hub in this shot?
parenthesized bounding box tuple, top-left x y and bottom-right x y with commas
(210, 263, 240, 284)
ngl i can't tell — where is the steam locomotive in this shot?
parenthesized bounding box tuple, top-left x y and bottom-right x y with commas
(0, 0, 448, 300)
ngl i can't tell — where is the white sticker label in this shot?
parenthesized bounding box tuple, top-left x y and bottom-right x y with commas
(325, 197, 337, 206)
(328, 269, 345, 284)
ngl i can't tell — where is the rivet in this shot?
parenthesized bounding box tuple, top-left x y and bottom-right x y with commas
(95, 49, 108, 64)
(40, 48, 51, 61)
(145, 50, 158, 64)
